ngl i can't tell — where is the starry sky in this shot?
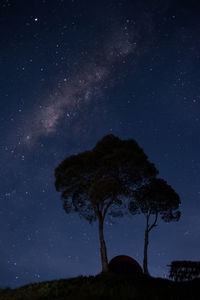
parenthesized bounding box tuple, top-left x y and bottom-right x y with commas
(1, 0, 200, 288)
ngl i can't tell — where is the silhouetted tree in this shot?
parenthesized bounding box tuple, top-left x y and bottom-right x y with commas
(129, 178, 181, 275)
(55, 134, 157, 272)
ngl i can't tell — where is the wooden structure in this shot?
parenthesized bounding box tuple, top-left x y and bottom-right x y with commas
(109, 255, 143, 277)
(169, 261, 200, 281)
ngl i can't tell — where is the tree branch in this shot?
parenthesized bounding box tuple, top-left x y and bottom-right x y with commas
(90, 200, 101, 220)
(148, 211, 158, 232)
(102, 198, 113, 221)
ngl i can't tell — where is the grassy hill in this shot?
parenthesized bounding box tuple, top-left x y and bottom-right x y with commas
(0, 272, 198, 300)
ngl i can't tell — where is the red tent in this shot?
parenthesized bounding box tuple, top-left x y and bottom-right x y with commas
(109, 255, 143, 276)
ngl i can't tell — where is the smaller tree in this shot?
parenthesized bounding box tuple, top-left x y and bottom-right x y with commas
(129, 178, 181, 275)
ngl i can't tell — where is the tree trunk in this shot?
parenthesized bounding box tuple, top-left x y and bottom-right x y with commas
(98, 219, 109, 272)
(143, 215, 150, 275)
(143, 227, 150, 275)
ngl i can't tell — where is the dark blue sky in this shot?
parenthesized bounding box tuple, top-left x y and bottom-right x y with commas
(1, 0, 200, 288)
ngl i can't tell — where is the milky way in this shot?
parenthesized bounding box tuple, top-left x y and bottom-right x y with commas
(23, 19, 152, 147)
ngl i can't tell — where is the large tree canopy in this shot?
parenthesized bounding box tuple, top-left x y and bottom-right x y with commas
(55, 134, 158, 272)
(129, 178, 181, 275)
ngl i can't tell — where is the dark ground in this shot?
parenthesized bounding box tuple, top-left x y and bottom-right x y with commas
(0, 272, 198, 300)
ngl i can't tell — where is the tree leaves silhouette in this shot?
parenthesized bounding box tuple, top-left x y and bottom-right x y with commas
(129, 178, 181, 275)
(55, 134, 157, 272)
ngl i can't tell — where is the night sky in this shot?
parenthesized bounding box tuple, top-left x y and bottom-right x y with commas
(1, 0, 200, 288)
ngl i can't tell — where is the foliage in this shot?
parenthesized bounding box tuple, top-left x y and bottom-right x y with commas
(55, 134, 158, 223)
(129, 178, 181, 222)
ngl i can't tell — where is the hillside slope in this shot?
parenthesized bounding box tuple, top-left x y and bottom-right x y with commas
(0, 273, 198, 300)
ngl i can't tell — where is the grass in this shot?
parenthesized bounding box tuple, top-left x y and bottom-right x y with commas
(0, 272, 198, 300)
